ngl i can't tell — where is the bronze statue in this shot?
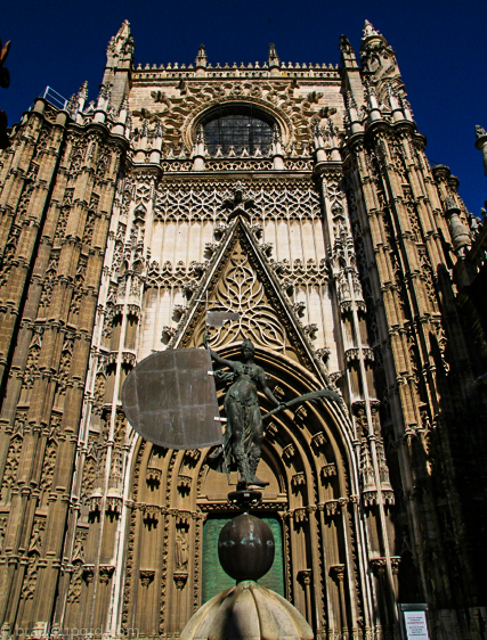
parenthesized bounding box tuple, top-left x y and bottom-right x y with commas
(203, 335, 284, 488)
(122, 333, 341, 490)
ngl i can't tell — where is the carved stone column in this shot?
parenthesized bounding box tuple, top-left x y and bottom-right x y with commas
(330, 564, 347, 636)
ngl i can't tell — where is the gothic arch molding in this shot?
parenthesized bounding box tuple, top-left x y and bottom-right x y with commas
(119, 344, 369, 637)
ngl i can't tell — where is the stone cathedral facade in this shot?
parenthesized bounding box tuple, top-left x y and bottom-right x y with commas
(0, 19, 486, 640)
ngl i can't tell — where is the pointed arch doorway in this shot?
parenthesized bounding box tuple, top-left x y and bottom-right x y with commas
(121, 346, 365, 639)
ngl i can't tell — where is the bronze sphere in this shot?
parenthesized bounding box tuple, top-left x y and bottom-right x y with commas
(218, 512, 275, 582)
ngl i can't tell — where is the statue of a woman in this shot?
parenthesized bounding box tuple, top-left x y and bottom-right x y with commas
(203, 335, 283, 488)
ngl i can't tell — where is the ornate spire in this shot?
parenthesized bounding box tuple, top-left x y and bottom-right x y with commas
(118, 19, 131, 39)
(362, 19, 381, 40)
(195, 44, 207, 68)
(345, 91, 358, 111)
(107, 20, 134, 58)
(360, 19, 389, 52)
(268, 43, 280, 68)
(66, 94, 77, 115)
(103, 20, 134, 112)
(74, 80, 88, 115)
(117, 94, 129, 115)
(360, 21, 400, 86)
(77, 80, 88, 102)
(339, 34, 359, 69)
(339, 35, 354, 55)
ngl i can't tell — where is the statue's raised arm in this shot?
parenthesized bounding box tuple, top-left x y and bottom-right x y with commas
(203, 332, 238, 371)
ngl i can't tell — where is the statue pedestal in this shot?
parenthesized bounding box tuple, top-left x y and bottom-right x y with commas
(227, 488, 262, 510)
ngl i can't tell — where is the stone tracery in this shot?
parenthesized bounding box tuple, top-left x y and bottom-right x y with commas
(0, 17, 482, 640)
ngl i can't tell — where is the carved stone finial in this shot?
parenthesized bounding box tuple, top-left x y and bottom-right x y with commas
(268, 42, 280, 68)
(66, 94, 77, 115)
(399, 94, 414, 121)
(339, 35, 354, 54)
(475, 124, 487, 139)
(360, 19, 399, 84)
(339, 33, 359, 70)
(195, 44, 207, 68)
(77, 80, 88, 102)
(102, 20, 133, 114)
(119, 20, 131, 37)
(362, 19, 381, 40)
(271, 123, 285, 168)
(107, 20, 134, 57)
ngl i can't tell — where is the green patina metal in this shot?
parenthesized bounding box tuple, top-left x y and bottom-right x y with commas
(202, 516, 284, 603)
(204, 336, 283, 489)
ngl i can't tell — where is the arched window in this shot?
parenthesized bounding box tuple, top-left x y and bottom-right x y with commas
(201, 105, 275, 157)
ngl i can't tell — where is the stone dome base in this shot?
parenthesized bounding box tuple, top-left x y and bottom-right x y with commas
(180, 580, 314, 640)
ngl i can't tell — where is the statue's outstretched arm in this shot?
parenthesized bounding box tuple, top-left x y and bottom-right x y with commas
(202, 332, 237, 370)
(258, 370, 284, 408)
(263, 386, 283, 408)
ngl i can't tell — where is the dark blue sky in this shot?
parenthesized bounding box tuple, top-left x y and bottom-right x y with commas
(2, 0, 486, 214)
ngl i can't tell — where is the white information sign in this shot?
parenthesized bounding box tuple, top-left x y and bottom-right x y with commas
(404, 610, 430, 640)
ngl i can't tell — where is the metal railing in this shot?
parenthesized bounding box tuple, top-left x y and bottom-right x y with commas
(41, 86, 69, 110)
